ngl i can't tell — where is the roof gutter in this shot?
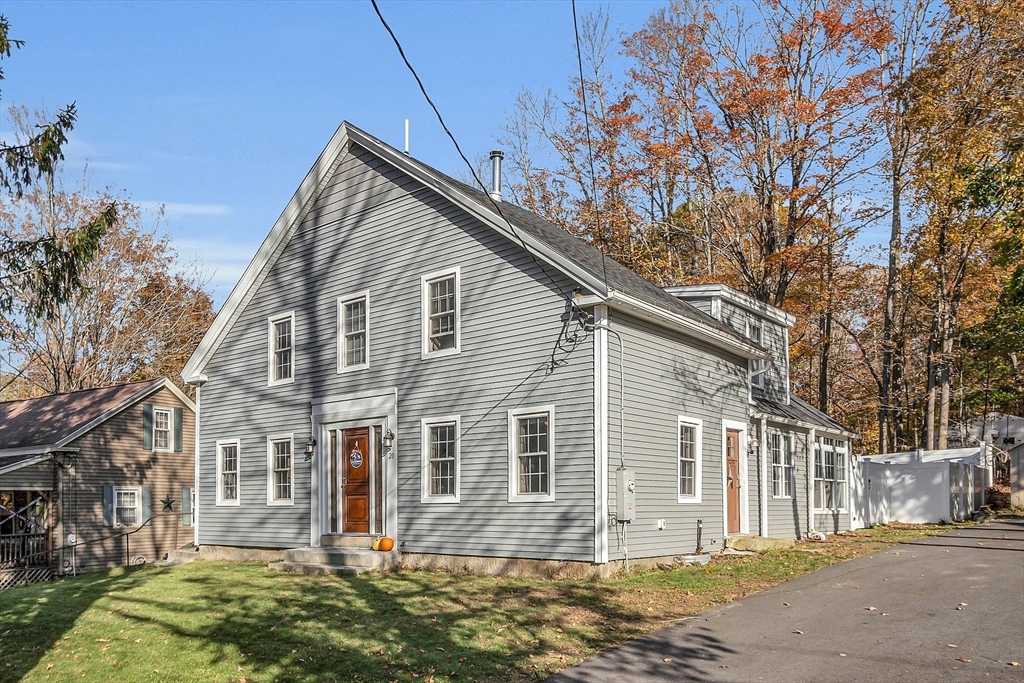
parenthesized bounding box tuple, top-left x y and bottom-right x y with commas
(0, 447, 80, 474)
(578, 291, 768, 361)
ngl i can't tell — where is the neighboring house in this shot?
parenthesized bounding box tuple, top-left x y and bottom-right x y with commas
(180, 122, 853, 575)
(1009, 442, 1024, 508)
(0, 379, 195, 586)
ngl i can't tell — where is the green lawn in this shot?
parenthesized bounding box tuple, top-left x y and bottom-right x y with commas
(0, 523, 969, 683)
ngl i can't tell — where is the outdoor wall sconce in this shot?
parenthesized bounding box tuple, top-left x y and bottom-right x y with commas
(304, 435, 317, 462)
(747, 438, 760, 456)
(382, 429, 396, 458)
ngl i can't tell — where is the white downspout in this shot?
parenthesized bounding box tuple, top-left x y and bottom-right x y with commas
(807, 428, 816, 536)
(760, 417, 769, 537)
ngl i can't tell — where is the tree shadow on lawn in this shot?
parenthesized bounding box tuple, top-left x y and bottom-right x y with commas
(2, 561, 741, 682)
(0, 564, 151, 683)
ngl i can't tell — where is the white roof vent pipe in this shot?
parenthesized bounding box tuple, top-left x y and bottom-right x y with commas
(488, 150, 504, 202)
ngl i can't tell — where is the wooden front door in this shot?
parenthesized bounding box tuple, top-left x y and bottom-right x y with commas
(341, 427, 370, 533)
(726, 429, 741, 534)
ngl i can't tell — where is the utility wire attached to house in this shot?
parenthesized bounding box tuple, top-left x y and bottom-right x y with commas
(571, 0, 609, 289)
(369, 0, 587, 312)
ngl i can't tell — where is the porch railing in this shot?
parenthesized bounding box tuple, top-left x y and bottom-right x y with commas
(0, 533, 50, 569)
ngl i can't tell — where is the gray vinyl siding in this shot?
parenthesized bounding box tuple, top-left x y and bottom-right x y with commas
(681, 296, 714, 317)
(198, 142, 595, 560)
(765, 426, 809, 539)
(814, 511, 852, 533)
(606, 311, 749, 560)
(719, 302, 789, 404)
(0, 460, 54, 490)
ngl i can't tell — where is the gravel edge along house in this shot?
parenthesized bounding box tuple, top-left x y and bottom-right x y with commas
(181, 122, 854, 576)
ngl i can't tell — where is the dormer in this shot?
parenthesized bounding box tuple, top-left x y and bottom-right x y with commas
(664, 285, 795, 405)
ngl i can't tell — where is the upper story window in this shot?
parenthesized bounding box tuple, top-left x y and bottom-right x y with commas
(153, 408, 172, 450)
(770, 431, 795, 498)
(421, 268, 460, 357)
(269, 312, 295, 385)
(677, 416, 703, 503)
(508, 406, 555, 502)
(143, 403, 182, 452)
(747, 320, 765, 389)
(338, 292, 369, 372)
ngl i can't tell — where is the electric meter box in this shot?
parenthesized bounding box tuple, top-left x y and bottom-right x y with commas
(615, 468, 636, 523)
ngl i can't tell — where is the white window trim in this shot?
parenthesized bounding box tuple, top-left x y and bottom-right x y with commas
(268, 311, 296, 386)
(770, 430, 795, 500)
(420, 416, 461, 504)
(813, 437, 849, 513)
(507, 405, 556, 503)
(266, 433, 294, 506)
(746, 319, 765, 389)
(676, 416, 703, 503)
(337, 291, 370, 373)
(420, 266, 461, 359)
(113, 486, 141, 527)
(216, 439, 241, 507)
(152, 406, 173, 452)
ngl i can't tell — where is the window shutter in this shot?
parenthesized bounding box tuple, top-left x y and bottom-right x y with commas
(173, 407, 184, 452)
(142, 485, 153, 526)
(102, 485, 114, 527)
(181, 486, 192, 527)
(142, 403, 153, 450)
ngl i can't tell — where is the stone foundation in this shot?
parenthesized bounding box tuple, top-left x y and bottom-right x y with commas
(399, 552, 706, 579)
(198, 545, 286, 562)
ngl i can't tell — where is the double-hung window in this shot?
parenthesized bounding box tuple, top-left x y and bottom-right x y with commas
(770, 431, 795, 498)
(268, 312, 295, 385)
(338, 293, 369, 372)
(677, 417, 703, 502)
(508, 406, 555, 502)
(421, 417, 460, 502)
(422, 268, 460, 357)
(153, 408, 172, 450)
(114, 487, 139, 527)
(217, 440, 240, 505)
(267, 436, 293, 505)
(747, 320, 765, 389)
(814, 437, 847, 510)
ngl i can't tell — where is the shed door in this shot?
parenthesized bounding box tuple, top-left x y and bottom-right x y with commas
(341, 427, 370, 534)
(726, 429, 741, 534)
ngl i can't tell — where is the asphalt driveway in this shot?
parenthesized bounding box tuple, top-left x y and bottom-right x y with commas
(548, 517, 1024, 683)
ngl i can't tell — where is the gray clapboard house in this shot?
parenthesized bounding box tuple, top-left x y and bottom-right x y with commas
(181, 121, 853, 574)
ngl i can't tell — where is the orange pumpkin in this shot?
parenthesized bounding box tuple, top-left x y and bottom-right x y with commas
(378, 536, 395, 552)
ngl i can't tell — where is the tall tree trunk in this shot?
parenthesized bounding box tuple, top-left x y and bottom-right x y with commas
(880, 148, 904, 454)
(925, 313, 940, 449)
(818, 309, 833, 412)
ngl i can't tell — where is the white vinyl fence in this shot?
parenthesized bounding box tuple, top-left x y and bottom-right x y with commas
(851, 447, 987, 528)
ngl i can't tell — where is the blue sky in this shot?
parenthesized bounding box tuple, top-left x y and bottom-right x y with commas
(2, 0, 664, 305)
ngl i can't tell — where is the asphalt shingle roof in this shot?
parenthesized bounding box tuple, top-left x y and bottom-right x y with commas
(0, 379, 162, 451)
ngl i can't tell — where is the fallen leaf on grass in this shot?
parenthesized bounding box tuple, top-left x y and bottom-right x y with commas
(45, 664, 53, 670)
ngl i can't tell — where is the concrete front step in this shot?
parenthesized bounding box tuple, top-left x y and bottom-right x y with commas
(320, 534, 376, 549)
(268, 561, 370, 576)
(269, 546, 399, 574)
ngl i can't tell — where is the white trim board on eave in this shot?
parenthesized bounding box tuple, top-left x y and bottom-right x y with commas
(181, 122, 612, 381)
